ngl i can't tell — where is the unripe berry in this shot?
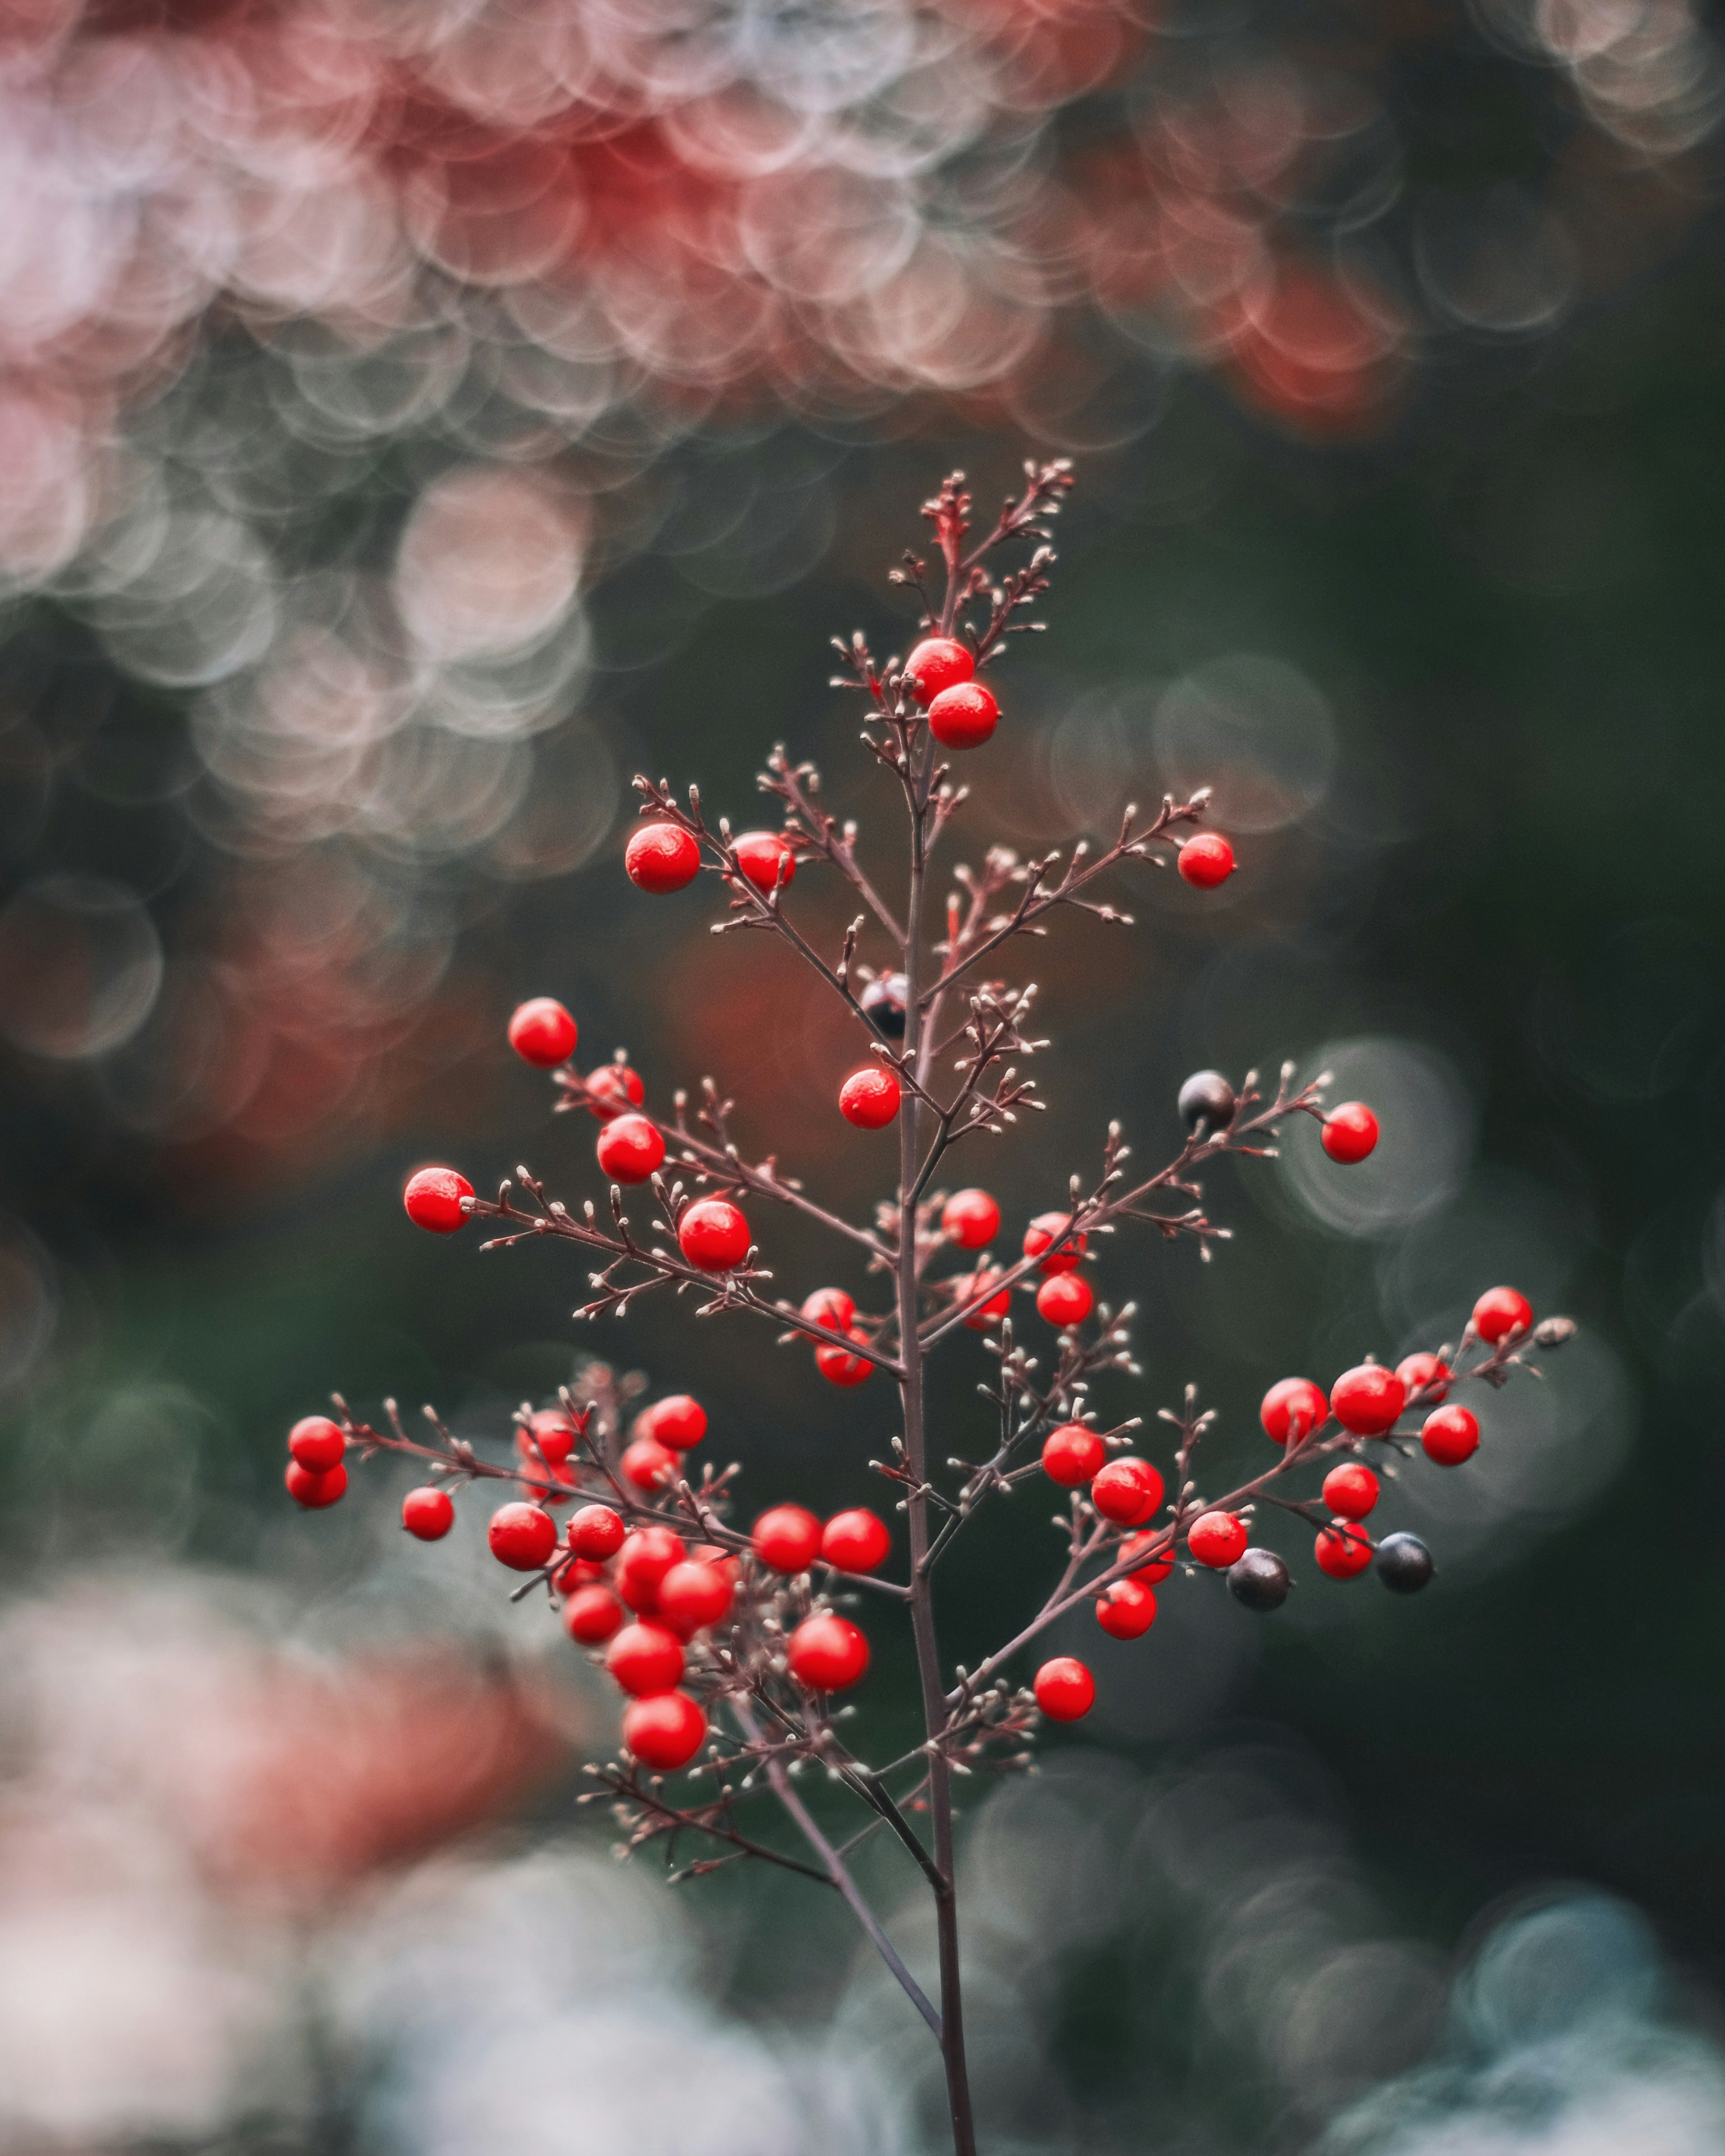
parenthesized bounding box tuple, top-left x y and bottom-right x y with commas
(621, 1436, 679, 1492)
(1188, 1510, 1247, 1568)
(815, 1337, 872, 1386)
(1315, 1520, 1374, 1579)
(732, 830, 796, 892)
(1473, 1286, 1533, 1343)
(860, 974, 909, 1037)
(1034, 1657, 1095, 1721)
(1322, 1102, 1379, 1164)
(657, 1561, 734, 1638)
(678, 1198, 751, 1272)
(1260, 1377, 1328, 1445)
(1121, 1531, 1175, 1583)
(1036, 1272, 1093, 1327)
(402, 1486, 455, 1540)
(403, 1166, 473, 1234)
(569, 1504, 626, 1560)
(1322, 1462, 1380, 1519)
(801, 1286, 857, 1331)
(1376, 1532, 1434, 1594)
(1331, 1364, 1406, 1436)
(905, 637, 974, 699)
(839, 1066, 902, 1129)
(787, 1612, 870, 1692)
(584, 1063, 645, 1119)
(488, 1502, 557, 1571)
(1041, 1422, 1105, 1488)
(606, 1620, 685, 1697)
(1178, 1069, 1236, 1137)
(623, 1689, 706, 1770)
(288, 1415, 345, 1472)
(651, 1395, 707, 1452)
(1024, 1213, 1085, 1272)
(927, 680, 998, 749)
(508, 997, 577, 1068)
(821, 1508, 891, 1573)
(626, 821, 701, 893)
(1091, 1457, 1163, 1526)
(1228, 1548, 1290, 1611)
(960, 1269, 1010, 1328)
(1395, 1351, 1452, 1403)
(1177, 832, 1235, 888)
(525, 1408, 578, 1464)
(1096, 1577, 1158, 1639)
(1421, 1403, 1480, 1466)
(753, 1504, 822, 1573)
(942, 1188, 1000, 1249)
(564, 1585, 624, 1644)
(286, 1460, 347, 1509)
(616, 1527, 686, 1612)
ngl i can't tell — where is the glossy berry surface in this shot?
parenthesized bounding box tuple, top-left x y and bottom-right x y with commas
(286, 1460, 347, 1509)
(1228, 1549, 1290, 1611)
(1315, 1521, 1374, 1579)
(597, 1112, 665, 1183)
(942, 1189, 1000, 1249)
(652, 1395, 707, 1452)
(1034, 1657, 1095, 1722)
(1473, 1286, 1533, 1342)
(1188, 1510, 1247, 1568)
(1376, 1532, 1435, 1594)
(288, 1415, 345, 1472)
(525, 1409, 578, 1463)
(623, 1689, 706, 1770)
(606, 1620, 686, 1697)
(927, 679, 998, 749)
(1177, 832, 1235, 888)
(402, 1486, 455, 1540)
(753, 1505, 823, 1573)
(821, 1508, 890, 1573)
(1331, 1364, 1407, 1436)
(1322, 1102, 1379, 1164)
(487, 1502, 557, 1571)
(403, 1166, 473, 1235)
(1036, 1271, 1093, 1327)
(1322, 1461, 1380, 1519)
(859, 974, 909, 1037)
(626, 821, 702, 893)
(732, 830, 796, 891)
(1260, 1377, 1328, 1445)
(1422, 1403, 1480, 1466)
(678, 1198, 751, 1272)
(1395, 1351, 1452, 1403)
(1041, 1423, 1106, 1488)
(508, 996, 578, 1068)
(1122, 1532, 1175, 1584)
(1096, 1577, 1158, 1639)
(905, 636, 974, 699)
(787, 1612, 870, 1692)
(1024, 1213, 1085, 1271)
(839, 1066, 902, 1129)
(1177, 1069, 1236, 1137)
(621, 1436, 678, 1492)
(564, 1585, 624, 1645)
(960, 1270, 1010, 1328)
(656, 1561, 734, 1638)
(815, 1337, 872, 1386)
(569, 1504, 626, 1560)
(1091, 1457, 1163, 1526)
(801, 1286, 856, 1331)
(585, 1064, 645, 1118)
(616, 1528, 686, 1612)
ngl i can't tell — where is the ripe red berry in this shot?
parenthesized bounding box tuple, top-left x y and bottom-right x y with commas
(597, 1112, 665, 1184)
(1096, 1577, 1158, 1639)
(678, 1197, 751, 1272)
(838, 1066, 902, 1129)
(1395, 1352, 1452, 1403)
(1034, 1657, 1095, 1721)
(1473, 1286, 1533, 1343)
(1322, 1462, 1379, 1519)
(1187, 1510, 1247, 1568)
(1023, 1213, 1085, 1273)
(606, 1620, 686, 1698)
(624, 1689, 707, 1770)
(288, 1415, 345, 1473)
(942, 1188, 1000, 1249)
(616, 1527, 686, 1612)
(554, 1555, 605, 1592)
(1322, 1102, 1380, 1164)
(905, 636, 974, 699)
(1260, 1378, 1329, 1446)
(584, 1063, 645, 1119)
(1036, 1272, 1093, 1327)
(960, 1269, 1011, 1328)
(656, 1560, 734, 1638)
(402, 1486, 455, 1540)
(508, 996, 578, 1069)
(625, 822, 701, 894)
(1121, 1531, 1175, 1583)
(569, 1504, 627, 1560)
(1177, 832, 1235, 889)
(1091, 1457, 1164, 1526)
(732, 830, 796, 891)
(564, 1585, 624, 1645)
(650, 1395, 706, 1451)
(403, 1166, 473, 1235)
(1041, 1423, 1106, 1488)
(821, 1508, 890, 1574)
(1422, 1403, 1480, 1466)
(787, 1612, 870, 1692)
(487, 1502, 557, 1571)
(815, 1337, 872, 1386)
(1331, 1364, 1407, 1437)
(1315, 1520, 1374, 1579)
(926, 679, 998, 750)
(524, 1408, 578, 1464)
(286, 1460, 347, 1509)
(801, 1287, 857, 1332)
(621, 1436, 679, 1492)
(753, 1504, 822, 1573)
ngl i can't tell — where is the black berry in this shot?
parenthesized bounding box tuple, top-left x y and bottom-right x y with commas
(1375, 1532, 1434, 1594)
(1178, 1069, 1236, 1137)
(1228, 1547, 1290, 1612)
(861, 974, 909, 1037)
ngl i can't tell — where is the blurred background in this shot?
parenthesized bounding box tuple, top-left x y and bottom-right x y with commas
(3, 0, 1724, 2148)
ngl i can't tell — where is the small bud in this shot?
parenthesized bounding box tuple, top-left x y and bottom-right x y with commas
(1533, 1316, 1577, 1348)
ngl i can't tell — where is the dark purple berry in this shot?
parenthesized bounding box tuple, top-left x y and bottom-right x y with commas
(1178, 1070, 1236, 1138)
(1375, 1532, 1433, 1594)
(1228, 1547, 1290, 1611)
(860, 974, 909, 1038)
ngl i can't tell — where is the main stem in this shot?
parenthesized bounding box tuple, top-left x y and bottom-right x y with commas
(899, 772, 978, 2156)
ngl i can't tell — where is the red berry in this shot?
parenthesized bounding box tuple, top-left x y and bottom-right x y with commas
(942, 1188, 1000, 1249)
(1187, 1510, 1247, 1568)
(838, 1066, 902, 1129)
(1091, 1457, 1164, 1526)
(1331, 1364, 1407, 1437)
(787, 1612, 870, 1692)
(1473, 1286, 1533, 1343)
(1177, 832, 1235, 889)
(905, 637, 974, 699)
(1036, 1272, 1093, 1327)
(1041, 1423, 1106, 1488)
(488, 1502, 557, 1571)
(753, 1504, 822, 1573)
(678, 1198, 751, 1272)
(1034, 1657, 1095, 1721)
(584, 1063, 645, 1119)
(1096, 1577, 1158, 1640)
(651, 1395, 707, 1452)
(959, 1269, 1011, 1329)
(524, 1409, 578, 1464)
(403, 1166, 473, 1235)
(288, 1415, 345, 1473)
(623, 1689, 706, 1770)
(1322, 1102, 1380, 1164)
(616, 1527, 686, 1612)
(1259, 1378, 1329, 1446)
(621, 1436, 679, 1492)
(821, 1508, 890, 1574)
(508, 996, 578, 1069)
(286, 1460, 347, 1509)
(564, 1585, 624, 1645)
(569, 1504, 626, 1560)
(656, 1560, 735, 1637)
(1395, 1352, 1452, 1403)
(801, 1287, 857, 1332)
(1023, 1213, 1085, 1273)
(732, 830, 796, 892)
(815, 1337, 872, 1386)
(1315, 1520, 1374, 1579)
(625, 822, 701, 894)
(402, 1486, 455, 1540)
(606, 1620, 686, 1698)
(927, 680, 998, 750)
(597, 1112, 665, 1184)
(1322, 1462, 1379, 1519)
(1121, 1531, 1175, 1583)
(554, 1555, 605, 1591)
(1421, 1403, 1480, 1466)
